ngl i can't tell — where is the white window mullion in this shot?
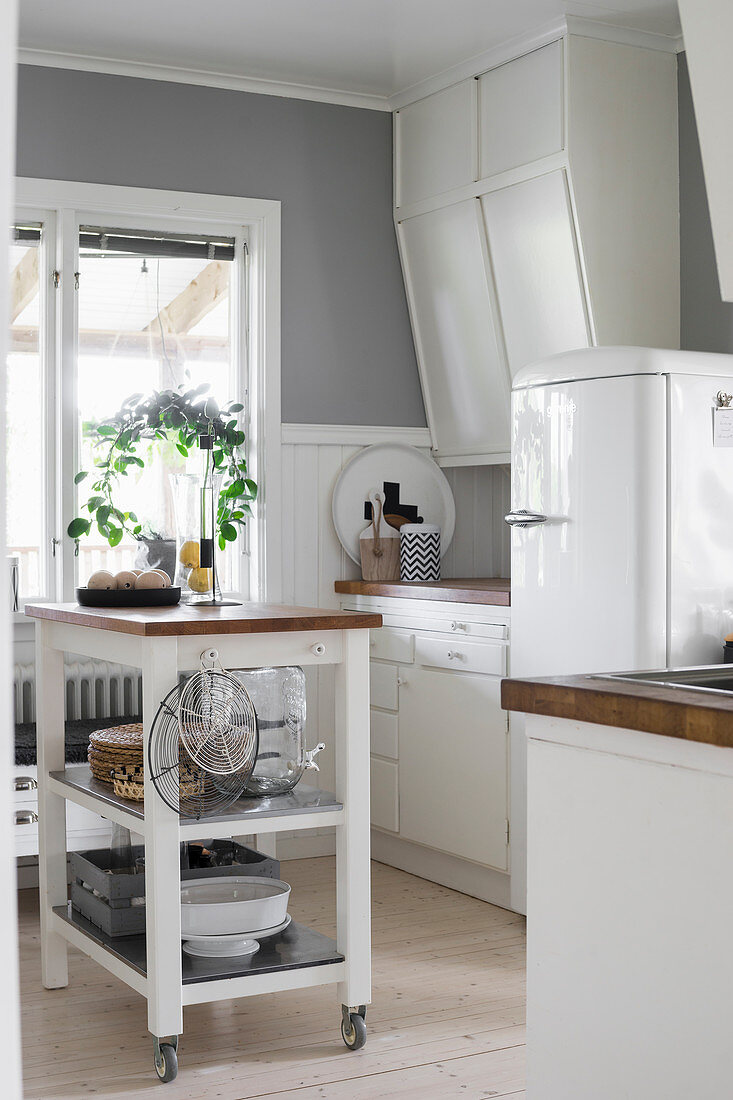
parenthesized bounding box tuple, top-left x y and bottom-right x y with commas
(232, 227, 251, 602)
(40, 209, 59, 602)
(57, 208, 80, 602)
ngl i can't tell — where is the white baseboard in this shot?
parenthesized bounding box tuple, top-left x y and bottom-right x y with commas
(275, 833, 336, 860)
(371, 830, 514, 911)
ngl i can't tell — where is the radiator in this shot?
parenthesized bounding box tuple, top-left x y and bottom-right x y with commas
(14, 660, 142, 724)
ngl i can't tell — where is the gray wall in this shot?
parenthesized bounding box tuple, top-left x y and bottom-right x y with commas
(679, 53, 733, 352)
(15, 65, 425, 427)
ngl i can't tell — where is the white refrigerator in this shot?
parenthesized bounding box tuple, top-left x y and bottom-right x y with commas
(507, 345, 733, 910)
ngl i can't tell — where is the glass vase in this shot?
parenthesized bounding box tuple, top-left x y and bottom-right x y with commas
(171, 438, 241, 606)
(172, 472, 220, 603)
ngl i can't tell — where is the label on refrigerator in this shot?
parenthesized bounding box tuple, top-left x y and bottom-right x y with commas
(713, 407, 733, 446)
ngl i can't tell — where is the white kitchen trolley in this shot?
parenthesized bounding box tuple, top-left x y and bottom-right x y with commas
(27, 601, 381, 1083)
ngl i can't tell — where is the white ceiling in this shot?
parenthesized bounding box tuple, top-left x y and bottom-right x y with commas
(18, 0, 681, 106)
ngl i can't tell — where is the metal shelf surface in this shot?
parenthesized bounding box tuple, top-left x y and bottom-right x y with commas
(49, 765, 344, 837)
(52, 903, 344, 1000)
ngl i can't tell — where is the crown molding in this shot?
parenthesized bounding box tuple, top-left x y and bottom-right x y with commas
(389, 18, 567, 110)
(389, 15, 683, 110)
(281, 423, 432, 448)
(565, 16, 683, 55)
(17, 47, 392, 112)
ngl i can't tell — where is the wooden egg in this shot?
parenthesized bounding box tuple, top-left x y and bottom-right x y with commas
(114, 570, 137, 590)
(87, 570, 117, 590)
(152, 569, 171, 587)
(134, 570, 166, 590)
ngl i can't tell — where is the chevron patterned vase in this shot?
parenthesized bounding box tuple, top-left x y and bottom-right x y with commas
(400, 523, 441, 582)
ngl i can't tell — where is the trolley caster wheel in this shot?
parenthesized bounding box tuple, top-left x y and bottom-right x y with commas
(341, 1006, 367, 1051)
(153, 1041, 178, 1083)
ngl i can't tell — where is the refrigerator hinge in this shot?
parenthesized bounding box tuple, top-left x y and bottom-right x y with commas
(505, 819, 510, 846)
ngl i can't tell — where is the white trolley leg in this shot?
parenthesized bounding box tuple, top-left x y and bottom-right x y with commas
(335, 629, 371, 1019)
(142, 637, 183, 1042)
(36, 622, 68, 989)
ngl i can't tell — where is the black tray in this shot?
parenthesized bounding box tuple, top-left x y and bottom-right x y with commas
(76, 586, 181, 608)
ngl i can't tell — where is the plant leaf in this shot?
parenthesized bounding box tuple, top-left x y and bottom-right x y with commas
(221, 522, 237, 542)
(74, 471, 88, 484)
(108, 526, 123, 547)
(67, 517, 91, 538)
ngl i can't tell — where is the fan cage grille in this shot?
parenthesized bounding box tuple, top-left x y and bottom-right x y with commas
(148, 684, 259, 819)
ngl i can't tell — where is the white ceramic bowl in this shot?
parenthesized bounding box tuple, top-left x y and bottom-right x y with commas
(180, 876, 291, 937)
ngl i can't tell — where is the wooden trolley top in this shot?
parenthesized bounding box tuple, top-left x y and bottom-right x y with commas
(25, 601, 383, 637)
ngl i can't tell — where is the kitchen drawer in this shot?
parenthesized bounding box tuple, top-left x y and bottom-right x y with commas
(370, 709, 399, 760)
(383, 614, 507, 641)
(415, 635, 507, 676)
(13, 768, 39, 805)
(370, 628, 414, 664)
(370, 663, 400, 711)
(370, 757, 399, 833)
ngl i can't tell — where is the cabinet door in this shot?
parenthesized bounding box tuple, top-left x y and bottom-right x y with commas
(396, 79, 476, 207)
(370, 757, 399, 832)
(479, 41, 564, 179)
(481, 170, 590, 376)
(398, 665, 508, 870)
(399, 200, 511, 462)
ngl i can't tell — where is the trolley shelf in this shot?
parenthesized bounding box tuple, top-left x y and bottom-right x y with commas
(53, 903, 345, 987)
(48, 765, 345, 838)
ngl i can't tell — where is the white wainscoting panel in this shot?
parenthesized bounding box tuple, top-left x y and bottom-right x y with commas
(276, 431, 510, 859)
(442, 463, 511, 579)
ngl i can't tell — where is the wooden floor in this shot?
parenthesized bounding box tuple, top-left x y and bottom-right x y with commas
(19, 858, 526, 1099)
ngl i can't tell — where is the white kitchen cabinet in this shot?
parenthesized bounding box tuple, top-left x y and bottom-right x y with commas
(341, 592, 512, 906)
(370, 757, 399, 833)
(398, 200, 511, 463)
(398, 665, 508, 870)
(395, 79, 476, 208)
(481, 170, 590, 376)
(479, 41, 564, 179)
(14, 764, 112, 859)
(394, 27, 679, 464)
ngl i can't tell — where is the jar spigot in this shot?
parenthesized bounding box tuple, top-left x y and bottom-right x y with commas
(304, 743, 326, 771)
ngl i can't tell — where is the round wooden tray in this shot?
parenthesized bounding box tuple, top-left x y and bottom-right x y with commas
(76, 586, 181, 608)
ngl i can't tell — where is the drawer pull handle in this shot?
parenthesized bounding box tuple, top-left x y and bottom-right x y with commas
(397, 677, 407, 687)
(15, 809, 38, 826)
(14, 775, 38, 792)
(447, 650, 465, 661)
(311, 643, 326, 656)
(450, 621, 467, 632)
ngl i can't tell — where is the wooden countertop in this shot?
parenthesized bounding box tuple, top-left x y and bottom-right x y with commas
(334, 578, 511, 606)
(501, 672, 733, 750)
(25, 602, 383, 637)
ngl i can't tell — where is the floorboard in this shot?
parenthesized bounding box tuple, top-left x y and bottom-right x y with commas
(19, 858, 526, 1098)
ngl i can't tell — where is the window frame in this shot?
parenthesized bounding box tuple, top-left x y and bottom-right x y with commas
(12, 178, 282, 608)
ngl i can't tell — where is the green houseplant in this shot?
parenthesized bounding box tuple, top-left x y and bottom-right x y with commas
(68, 383, 257, 557)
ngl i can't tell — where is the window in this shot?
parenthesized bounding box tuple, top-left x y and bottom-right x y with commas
(7, 223, 49, 599)
(75, 227, 237, 591)
(7, 181, 282, 607)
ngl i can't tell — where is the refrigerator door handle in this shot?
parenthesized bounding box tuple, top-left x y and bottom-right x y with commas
(504, 510, 548, 528)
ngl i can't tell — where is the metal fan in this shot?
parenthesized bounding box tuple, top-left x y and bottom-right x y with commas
(178, 650, 258, 775)
(147, 652, 258, 819)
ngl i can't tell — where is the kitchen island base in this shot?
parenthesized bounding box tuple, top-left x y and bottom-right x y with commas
(28, 602, 380, 1082)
